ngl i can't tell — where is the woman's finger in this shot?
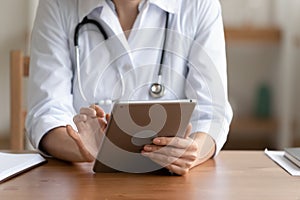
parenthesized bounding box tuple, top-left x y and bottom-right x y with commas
(151, 123, 192, 148)
(144, 143, 198, 161)
(80, 107, 97, 117)
(183, 123, 192, 138)
(92, 105, 106, 118)
(142, 150, 191, 175)
(98, 118, 107, 131)
(73, 114, 87, 123)
(142, 151, 177, 167)
(165, 163, 190, 176)
(73, 114, 89, 133)
(106, 113, 111, 122)
(153, 136, 193, 149)
(144, 145, 188, 159)
(66, 125, 79, 141)
(66, 125, 95, 162)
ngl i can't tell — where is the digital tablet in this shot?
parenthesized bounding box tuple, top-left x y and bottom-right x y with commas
(93, 99, 197, 173)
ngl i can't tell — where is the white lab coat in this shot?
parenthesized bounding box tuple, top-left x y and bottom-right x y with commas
(26, 0, 233, 155)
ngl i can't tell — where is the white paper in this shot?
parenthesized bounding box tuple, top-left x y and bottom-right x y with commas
(0, 152, 46, 182)
(264, 149, 300, 176)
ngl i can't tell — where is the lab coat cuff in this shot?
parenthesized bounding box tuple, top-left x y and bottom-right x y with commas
(190, 120, 229, 156)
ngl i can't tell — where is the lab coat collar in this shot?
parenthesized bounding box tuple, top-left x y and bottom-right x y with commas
(78, 0, 179, 22)
(78, 0, 106, 22)
(148, 0, 179, 14)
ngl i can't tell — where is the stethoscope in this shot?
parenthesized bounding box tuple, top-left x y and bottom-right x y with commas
(74, 12, 169, 105)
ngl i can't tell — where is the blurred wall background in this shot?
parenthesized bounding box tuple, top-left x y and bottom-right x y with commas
(221, 0, 300, 149)
(0, 0, 38, 148)
(0, 0, 299, 150)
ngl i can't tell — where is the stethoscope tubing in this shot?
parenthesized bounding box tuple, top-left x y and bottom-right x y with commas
(74, 12, 169, 104)
(74, 17, 108, 45)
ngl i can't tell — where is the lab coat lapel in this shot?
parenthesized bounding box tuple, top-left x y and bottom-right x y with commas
(78, 0, 138, 97)
(97, 2, 135, 91)
(78, 0, 131, 52)
(98, 3, 131, 53)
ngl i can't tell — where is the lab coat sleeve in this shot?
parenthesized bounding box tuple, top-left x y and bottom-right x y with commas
(185, 0, 233, 155)
(25, 0, 76, 149)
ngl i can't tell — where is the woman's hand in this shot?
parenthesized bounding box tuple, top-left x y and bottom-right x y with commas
(142, 124, 216, 175)
(67, 105, 109, 162)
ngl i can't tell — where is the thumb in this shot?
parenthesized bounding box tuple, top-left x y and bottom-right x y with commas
(184, 123, 192, 138)
(66, 125, 80, 142)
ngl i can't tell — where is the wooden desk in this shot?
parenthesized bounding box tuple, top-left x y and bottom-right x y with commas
(0, 151, 299, 199)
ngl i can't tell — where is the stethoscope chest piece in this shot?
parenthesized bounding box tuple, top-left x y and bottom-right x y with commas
(150, 82, 165, 98)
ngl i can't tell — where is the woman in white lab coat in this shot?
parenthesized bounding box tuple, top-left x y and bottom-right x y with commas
(26, 0, 233, 175)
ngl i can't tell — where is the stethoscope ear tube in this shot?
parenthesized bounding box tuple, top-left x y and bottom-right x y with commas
(149, 12, 169, 98)
(74, 13, 170, 104)
(75, 46, 88, 103)
(74, 17, 108, 46)
(74, 17, 110, 104)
